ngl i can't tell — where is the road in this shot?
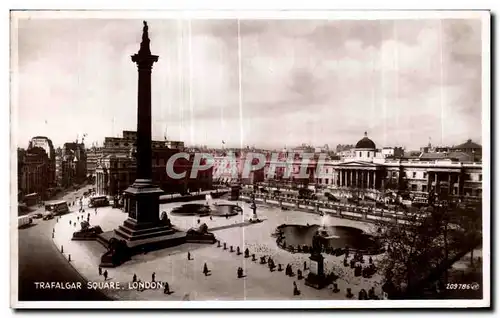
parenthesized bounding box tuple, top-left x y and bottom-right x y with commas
(17, 186, 109, 301)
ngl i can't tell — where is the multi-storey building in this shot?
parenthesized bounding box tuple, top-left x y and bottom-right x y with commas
(313, 134, 482, 203)
(18, 146, 51, 200)
(453, 139, 482, 162)
(237, 132, 483, 204)
(28, 136, 56, 188)
(381, 146, 405, 159)
(94, 131, 211, 196)
(86, 147, 103, 181)
(55, 142, 87, 187)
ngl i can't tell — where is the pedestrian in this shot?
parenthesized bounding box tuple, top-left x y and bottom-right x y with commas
(203, 263, 209, 276)
(133, 273, 137, 282)
(303, 261, 307, 271)
(152, 272, 156, 282)
(164, 281, 170, 294)
(68, 254, 71, 262)
(293, 282, 301, 296)
(99, 266, 102, 276)
(187, 252, 191, 260)
(103, 270, 108, 281)
(61, 245, 64, 253)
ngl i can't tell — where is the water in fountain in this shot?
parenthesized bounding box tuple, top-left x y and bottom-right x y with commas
(319, 213, 340, 239)
(320, 213, 328, 229)
(205, 193, 213, 204)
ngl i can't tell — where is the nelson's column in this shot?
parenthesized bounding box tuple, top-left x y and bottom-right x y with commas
(112, 21, 179, 248)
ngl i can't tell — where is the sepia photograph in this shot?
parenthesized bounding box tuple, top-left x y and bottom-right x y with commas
(10, 10, 490, 309)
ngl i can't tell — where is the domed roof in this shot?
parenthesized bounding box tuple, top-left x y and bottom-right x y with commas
(355, 132, 376, 149)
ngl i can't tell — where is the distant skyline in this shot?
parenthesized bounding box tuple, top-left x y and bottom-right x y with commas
(13, 14, 484, 150)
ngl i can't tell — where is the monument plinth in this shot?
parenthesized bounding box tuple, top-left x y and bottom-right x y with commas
(98, 22, 186, 266)
(304, 231, 331, 289)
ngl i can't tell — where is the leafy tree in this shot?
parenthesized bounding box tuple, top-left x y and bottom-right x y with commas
(375, 194, 482, 299)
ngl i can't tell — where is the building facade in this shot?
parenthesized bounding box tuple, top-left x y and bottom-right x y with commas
(28, 136, 56, 188)
(55, 142, 87, 188)
(18, 146, 51, 200)
(258, 133, 483, 204)
(94, 131, 212, 196)
(86, 147, 103, 180)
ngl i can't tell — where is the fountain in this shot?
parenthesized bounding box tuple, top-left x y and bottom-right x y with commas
(205, 193, 213, 205)
(318, 213, 340, 240)
(275, 223, 382, 255)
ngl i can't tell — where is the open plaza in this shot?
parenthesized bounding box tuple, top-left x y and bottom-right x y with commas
(52, 197, 386, 301)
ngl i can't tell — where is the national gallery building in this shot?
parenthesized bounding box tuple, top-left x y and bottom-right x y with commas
(215, 133, 483, 204)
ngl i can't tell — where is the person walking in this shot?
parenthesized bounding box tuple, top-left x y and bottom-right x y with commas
(152, 272, 156, 282)
(103, 270, 108, 281)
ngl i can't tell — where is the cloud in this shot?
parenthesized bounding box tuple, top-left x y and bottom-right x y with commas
(14, 17, 483, 150)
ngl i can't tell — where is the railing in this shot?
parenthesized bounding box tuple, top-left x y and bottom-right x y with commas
(240, 192, 417, 225)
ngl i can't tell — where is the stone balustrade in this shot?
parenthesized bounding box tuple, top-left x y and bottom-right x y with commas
(240, 192, 414, 225)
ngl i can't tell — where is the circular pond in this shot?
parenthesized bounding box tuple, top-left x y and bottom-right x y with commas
(210, 203, 242, 217)
(170, 203, 241, 217)
(275, 224, 382, 255)
(170, 204, 211, 216)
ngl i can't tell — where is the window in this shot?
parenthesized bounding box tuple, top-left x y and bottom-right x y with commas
(479, 174, 482, 181)
(367, 152, 370, 158)
(422, 185, 427, 192)
(423, 172, 427, 178)
(412, 172, 417, 178)
(411, 184, 417, 191)
(325, 179, 329, 185)
(392, 172, 397, 177)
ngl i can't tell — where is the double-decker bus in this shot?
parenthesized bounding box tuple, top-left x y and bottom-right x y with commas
(88, 195, 109, 208)
(45, 200, 70, 215)
(18, 215, 33, 228)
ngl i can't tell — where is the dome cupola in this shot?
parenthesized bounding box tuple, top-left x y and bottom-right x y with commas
(355, 132, 376, 149)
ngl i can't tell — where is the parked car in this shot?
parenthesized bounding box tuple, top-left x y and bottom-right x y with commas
(42, 213, 54, 220)
(32, 213, 43, 219)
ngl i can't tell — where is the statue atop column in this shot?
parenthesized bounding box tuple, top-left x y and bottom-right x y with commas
(139, 20, 151, 55)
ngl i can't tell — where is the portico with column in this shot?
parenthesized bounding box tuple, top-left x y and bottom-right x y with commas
(427, 168, 464, 197)
(336, 166, 383, 190)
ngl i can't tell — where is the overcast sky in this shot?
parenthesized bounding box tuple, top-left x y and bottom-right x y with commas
(14, 17, 483, 150)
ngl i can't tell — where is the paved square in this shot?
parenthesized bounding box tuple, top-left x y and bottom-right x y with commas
(53, 198, 385, 300)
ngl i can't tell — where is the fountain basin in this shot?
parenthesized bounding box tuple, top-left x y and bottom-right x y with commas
(170, 203, 241, 217)
(275, 224, 383, 255)
(170, 204, 210, 216)
(210, 204, 241, 217)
